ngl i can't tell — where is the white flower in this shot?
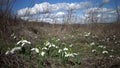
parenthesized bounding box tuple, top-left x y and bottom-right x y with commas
(58, 49, 62, 53)
(45, 41, 51, 46)
(71, 35, 74, 38)
(92, 49, 96, 53)
(65, 53, 74, 57)
(84, 32, 91, 37)
(17, 41, 21, 45)
(98, 45, 103, 48)
(90, 42, 95, 46)
(73, 53, 78, 55)
(52, 44, 56, 47)
(21, 43, 25, 47)
(5, 51, 10, 55)
(48, 44, 52, 48)
(109, 55, 114, 58)
(64, 52, 67, 55)
(63, 47, 68, 51)
(102, 50, 108, 54)
(55, 46, 59, 48)
(34, 36, 38, 39)
(69, 44, 73, 47)
(41, 51, 45, 56)
(10, 47, 21, 54)
(42, 47, 48, 50)
(56, 39, 60, 41)
(13, 36, 16, 39)
(31, 48, 39, 53)
(11, 33, 15, 37)
(17, 40, 31, 46)
(103, 46, 106, 49)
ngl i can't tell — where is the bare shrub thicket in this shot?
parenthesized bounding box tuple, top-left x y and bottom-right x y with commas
(0, 0, 16, 32)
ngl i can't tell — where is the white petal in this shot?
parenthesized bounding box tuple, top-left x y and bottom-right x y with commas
(17, 41, 21, 45)
(21, 43, 25, 46)
(5, 51, 10, 55)
(41, 51, 45, 56)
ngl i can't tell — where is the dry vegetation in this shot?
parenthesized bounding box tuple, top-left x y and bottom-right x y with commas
(0, 18, 120, 68)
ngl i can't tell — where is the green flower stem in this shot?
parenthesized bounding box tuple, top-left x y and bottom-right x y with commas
(38, 55, 42, 68)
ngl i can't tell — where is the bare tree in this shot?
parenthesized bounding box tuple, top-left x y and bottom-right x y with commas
(0, 0, 16, 32)
(84, 0, 110, 23)
(64, 7, 76, 24)
(111, 0, 120, 23)
(0, 0, 16, 19)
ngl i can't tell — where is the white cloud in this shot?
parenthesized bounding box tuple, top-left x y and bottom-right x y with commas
(17, 7, 29, 16)
(55, 12, 65, 17)
(103, 0, 109, 3)
(21, 16, 29, 20)
(85, 7, 112, 14)
(83, 7, 116, 23)
(17, 2, 91, 16)
(17, 1, 117, 24)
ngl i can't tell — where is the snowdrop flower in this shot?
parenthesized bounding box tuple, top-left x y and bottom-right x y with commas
(45, 41, 51, 46)
(109, 55, 114, 58)
(48, 44, 52, 48)
(73, 53, 78, 56)
(11, 33, 15, 37)
(42, 47, 48, 50)
(84, 32, 91, 37)
(90, 42, 95, 46)
(98, 45, 103, 48)
(10, 47, 21, 54)
(92, 49, 96, 53)
(63, 47, 68, 51)
(5, 51, 10, 55)
(62, 43, 66, 45)
(56, 39, 60, 41)
(65, 53, 74, 57)
(51, 44, 56, 47)
(103, 46, 106, 49)
(13, 36, 16, 39)
(34, 36, 38, 39)
(31, 48, 39, 53)
(64, 52, 67, 55)
(58, 49, 62, 53)
(102, 50, 108, 54)
(21, 43, 25, 47)
(55, 46, 59, 48)
(71, 35, 74, 38)
(17, 40, 31, 46)
(41, 51, 45, 56)
(69, 44, 73, 47)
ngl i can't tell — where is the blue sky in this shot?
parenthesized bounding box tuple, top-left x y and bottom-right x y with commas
(13, 0, 103, 13)
(12, 0, 119, 24)
(13, 0, 116, 13)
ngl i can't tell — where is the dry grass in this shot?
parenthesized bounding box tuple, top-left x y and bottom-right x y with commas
(0, 20, 120, 68)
